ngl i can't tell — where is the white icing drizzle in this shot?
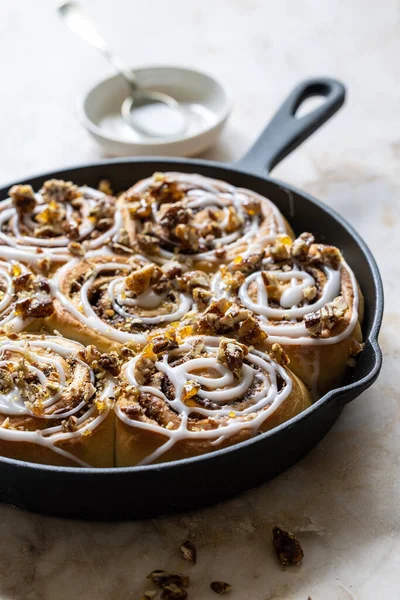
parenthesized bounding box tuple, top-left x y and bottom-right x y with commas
(0, 186, 122, 263)
(116, 336, 293, 465)
(213, 260, 359, 346)
(0, 261, 32, 332)
(51, 258, 193, 344)
(131, 173, 287, 262)
(0, 337, 113, 466)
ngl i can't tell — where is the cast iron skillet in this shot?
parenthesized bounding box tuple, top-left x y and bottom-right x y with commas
(0, 78, 383, 520)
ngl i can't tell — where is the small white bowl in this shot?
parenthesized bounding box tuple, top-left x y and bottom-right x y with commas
(78, 65, 232, 157)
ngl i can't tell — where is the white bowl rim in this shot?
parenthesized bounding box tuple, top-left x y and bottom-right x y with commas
(77, 63, 233, 148)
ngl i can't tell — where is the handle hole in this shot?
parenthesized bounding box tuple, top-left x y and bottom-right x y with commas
(295, 95, 326, 119)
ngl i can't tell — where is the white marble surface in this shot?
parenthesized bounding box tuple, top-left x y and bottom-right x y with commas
(0, 1, 399, 598)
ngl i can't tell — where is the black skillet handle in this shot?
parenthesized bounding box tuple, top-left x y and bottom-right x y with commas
(235, 77, 346, 175)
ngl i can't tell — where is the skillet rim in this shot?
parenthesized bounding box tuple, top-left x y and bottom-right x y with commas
(0, 156, 384, 475)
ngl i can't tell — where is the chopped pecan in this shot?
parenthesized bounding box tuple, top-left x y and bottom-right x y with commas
(319, 296, 348, 330)
(61, 415, 78, 433)
(63, 221, 80, 240)
(159, 202, 190, 229)
(98, 179, 113, 195)
(269, 343, 289, 366)
(89, 196, 115, 225)
(150, 334, 178, 354)
(68, 241, 85, 257)
(220, 304, 250, 327)
(270, 236, 292, 261)
(217, 338, 248, 379)
(40, 179, 80, 204)
(303, 285, 317, 301)
(149, 174, 184, 204)
(180, 540, 197, 564)
(210, 582, 232, 594)
(237, 315, 267, 345)
(98, 352, 120, 376)
(134, 351, 157, 385)
(272, 526, 304, 566)
(137, 234, 160, 255)
(291, 232, 315, 261)
(0, 368, 13, 394)
(242, 197, 261, 216)
(349, 338, 364, 357)
(15, 296, 54, 319)
(220, 266, 245, 291)
(313, 244, 342, 269)
(261, 272, 282, 303)
(147, 571, 189, 589)
(192, 287, 212, 308)
(9, 184, 36, 215)
(12, 272, 33, 293)
(231, 251, 263, 274)
(225, 206, 243, 233)
(162, 260, 183, 279)
(179, 270, 210, 292)
(304, 310, 322, 337)
(161, 584, 188, 600)
(125, 264, 158, 296)
(174, 224, 199, 252)
(197, 298, 231, 334)
(36, 257, 53, 276)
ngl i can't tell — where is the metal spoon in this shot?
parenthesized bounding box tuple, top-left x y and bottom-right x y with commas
(58, 1, 187, 138)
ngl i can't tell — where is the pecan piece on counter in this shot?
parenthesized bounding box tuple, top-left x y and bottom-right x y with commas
(161, 583, 188, 600)
(217, 338, 248, 380)
(180, 540, 197, 564)
(210, 581, 232, 594)
(40, 179, 80, 204)
(147, 571, 189, 589)
(9, 184, 36, 215)
(272, 526, 304, 566)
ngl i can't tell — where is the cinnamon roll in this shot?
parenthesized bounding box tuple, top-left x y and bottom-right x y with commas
(0, 179, 122, 268)
(0, 260, 54, 334)
(210, 233, 364, 395)
(0, 335, 115, 466)
(49, 255, 209, 351)
(114, 335, 311, 466)
(119, 172, 293, 271)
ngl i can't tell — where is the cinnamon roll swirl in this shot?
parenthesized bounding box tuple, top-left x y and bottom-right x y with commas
(119, 172, 293, 271)
(49, 255, 208, 351)
(0, 335, 115, 466)
(115, 335, 311, 466)
(210, 233, 364, 395)
(0, 260, 54, 334)
(0, 179, 122, 268)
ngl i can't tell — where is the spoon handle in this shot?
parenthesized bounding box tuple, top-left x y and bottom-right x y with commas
(58, 1, 139, 92)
